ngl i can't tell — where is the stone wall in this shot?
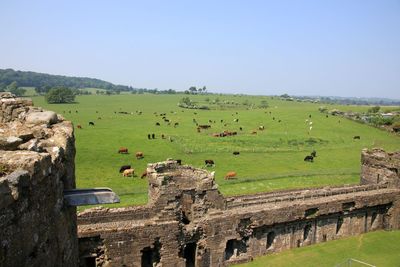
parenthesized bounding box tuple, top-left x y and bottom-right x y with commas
(0, 92, 78, 266)
(361, 148, 400, 187)
(78, 149, 400, 267)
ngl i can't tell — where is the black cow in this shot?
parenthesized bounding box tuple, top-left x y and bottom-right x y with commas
(147, 134, 151, 140)
(119, 165, 131, 173)
(239, 127, 243, 131)
(311, 150, 317, 157)
(152, 133, 155, 139)
(205, 159, 215, 166)
(353, 136, 361, 140)
(89, 121, 95, 126)
(233, 151, 240, 155)
(156, 122, 160, 126)
(304, 155, 314, 162)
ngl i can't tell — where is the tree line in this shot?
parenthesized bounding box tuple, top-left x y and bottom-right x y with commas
(0, 68, 130, 91)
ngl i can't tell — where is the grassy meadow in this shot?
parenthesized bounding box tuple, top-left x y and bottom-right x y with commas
(30, 93, 400, 208)
(236, 230, 400, 267)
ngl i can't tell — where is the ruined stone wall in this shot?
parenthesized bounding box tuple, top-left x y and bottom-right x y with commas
(78, 149, 400, 267)
(361, 148, 400, 187)
(0, 92, 78, 267)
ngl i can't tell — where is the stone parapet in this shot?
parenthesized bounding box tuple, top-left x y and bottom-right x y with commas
(0, 92, 78, 267)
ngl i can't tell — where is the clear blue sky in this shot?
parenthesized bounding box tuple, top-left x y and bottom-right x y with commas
(1, 0, 399, 99)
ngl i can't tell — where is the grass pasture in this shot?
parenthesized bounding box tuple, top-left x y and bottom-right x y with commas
(30, 94, 400, 208)
(236, 230, 400, 267)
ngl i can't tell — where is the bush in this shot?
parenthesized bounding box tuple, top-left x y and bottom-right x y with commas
(45, 87, 75, 103)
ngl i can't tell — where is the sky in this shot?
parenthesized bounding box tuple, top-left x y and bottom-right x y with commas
(0, 0, 399, 99)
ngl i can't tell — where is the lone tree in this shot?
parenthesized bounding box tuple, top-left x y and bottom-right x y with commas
(45, 87, 75, 103)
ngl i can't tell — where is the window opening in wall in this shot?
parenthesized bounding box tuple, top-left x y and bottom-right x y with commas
(322, 234, 327, 242)
(141, 239, 161, 267)
(83, 257, 96, 267)
(305, 208, 319, 217)
(371, 212, 377, 226)
(342, 202, 355, 211)
(336, 217, 343, 234)
(224, 239, 248, 260)
(303, 224, 311, 240)
(377, 174, 380, 183)
(266, 231, 275, 249)
(182, 211, 190, 225)
(184, 242, 197, 267)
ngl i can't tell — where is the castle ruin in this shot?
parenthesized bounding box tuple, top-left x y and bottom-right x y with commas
(1, 93, 399, 267)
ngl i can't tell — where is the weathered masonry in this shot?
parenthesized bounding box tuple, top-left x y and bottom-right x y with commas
(0, 92, 78, 266)
(78, 149, 400, 267)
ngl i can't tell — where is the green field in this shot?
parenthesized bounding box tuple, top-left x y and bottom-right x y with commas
(30, 94, 400, 207)
(236, 230, 400, 267)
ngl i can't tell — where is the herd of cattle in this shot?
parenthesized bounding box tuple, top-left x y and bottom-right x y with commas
(70, 107, 362, 181)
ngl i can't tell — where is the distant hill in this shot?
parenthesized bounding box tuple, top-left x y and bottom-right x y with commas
(0, 68, 130, 91)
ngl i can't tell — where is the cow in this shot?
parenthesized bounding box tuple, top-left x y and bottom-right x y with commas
(140, 171, 147, 179)
(234, 118, 239, 122)
(239, 127, 243, 131)
(259, 125, 265, 130)
(152, 133, 155, 139)
(77, 125, 82, 129)
(205, 159, 215, 166)
(304, 155, 314, 162)
(309, 114, 312, 118)
(251, 131, 257, 135)
(122, 168, 135, 177)
(212, 133, 220, 137)
(161, 134, 166, 139)
(233, 151, 240, 155)
(119, 165, 131, 173)
(136, 152, 144, 159)
(174, 122, 179, 127)
(198, 125, 211, 129)
(224, 171, 237, 180)
(89, 121, 95, 126)
(156, 122, 160, 126)
(148, 134, 151, 139)
(353, 136, 361, 140)
(311, 150, 317, 157)
(118, 147, 129, 154)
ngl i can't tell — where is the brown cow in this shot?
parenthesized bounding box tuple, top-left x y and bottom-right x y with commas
(77, 125, 82, 129)
(198, 125, 211, 129)
(140, 171, 147, 179)
(251, 131, 257, 135)
(136, 151, 144, 159)
(224, 171, 237, 180)
(122, 168, 135, 177)
(118, 147, 129, 154)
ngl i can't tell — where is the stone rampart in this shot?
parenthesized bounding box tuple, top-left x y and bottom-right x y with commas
(0, 92, 78, 266)
(78, 149, 400, 267)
